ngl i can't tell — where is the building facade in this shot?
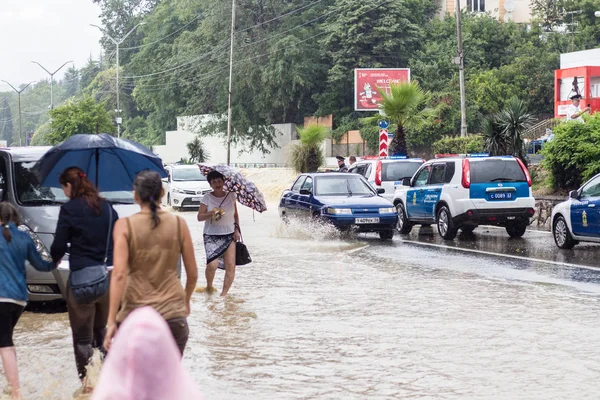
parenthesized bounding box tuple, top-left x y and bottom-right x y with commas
(438, 0, 532, 23)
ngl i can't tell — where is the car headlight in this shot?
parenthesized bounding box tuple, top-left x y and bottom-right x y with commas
(172, 187, 186, 194)
(379, 207, 395, 214)
(326, 208, 353, 215)
(18, 225, 52, 262)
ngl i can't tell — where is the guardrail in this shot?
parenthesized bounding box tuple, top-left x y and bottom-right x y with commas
(523, 118, 560, 140)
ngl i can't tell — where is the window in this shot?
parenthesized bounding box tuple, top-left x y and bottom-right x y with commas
(430, 164, 446, 185)
(301, 177, 313, 193)
(315, 176, 374, 196)
(382, 162, 421, 182)
(581, 176, 600, 198)
(444, 162, 456, 183)
(467, 0, 485, 12)
(414, 166, 431, 187)
(470, 159, 526, 183)
(291, 176, 306, 192)
(172, 168, 207, 181)
(0, 157, 6, 201)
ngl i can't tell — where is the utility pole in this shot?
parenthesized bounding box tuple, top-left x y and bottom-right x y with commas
(1, 81, 33, 146)
(31, 60, 73, 109)
(226, 0, 236, 166)
(455, 0, 468, 137)
(91, 22, 146, 137)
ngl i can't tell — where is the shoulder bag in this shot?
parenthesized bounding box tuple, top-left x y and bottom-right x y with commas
(68, 202, 112, 304)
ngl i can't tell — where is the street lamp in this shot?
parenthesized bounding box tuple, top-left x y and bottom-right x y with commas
(31, 60, 73, 109)
(91, 22, 146, 137)
(1, 81, 34, 146)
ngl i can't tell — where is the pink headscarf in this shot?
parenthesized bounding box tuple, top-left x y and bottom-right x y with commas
(92, 307, 203, 400)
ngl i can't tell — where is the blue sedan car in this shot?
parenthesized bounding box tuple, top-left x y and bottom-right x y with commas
(278, 172, 398, 240)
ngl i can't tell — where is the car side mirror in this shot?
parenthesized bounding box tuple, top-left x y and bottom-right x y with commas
(161, 177, 168, 183)
(377, 188, 385, 194)
(299, 189, 312, 195)
(402, 178, 412, 187)
(569, 190, 579, 199)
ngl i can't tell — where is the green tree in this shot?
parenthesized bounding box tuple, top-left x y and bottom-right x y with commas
(187, 136, 209, 163)
(47, 96, 116, 144)
(61, 66, 80, 98)
(364, 82, 434, 156)
(482, 117, 506, 156)
(290, 124, 328, 173)
(0, 98, 13, 144)
(496, 97, 536, 163)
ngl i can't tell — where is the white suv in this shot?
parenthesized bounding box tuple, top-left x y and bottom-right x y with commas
(393, 155, 536, 240)
(349, 156, 424, 203)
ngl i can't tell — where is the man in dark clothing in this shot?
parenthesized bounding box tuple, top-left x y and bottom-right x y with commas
(336, 156, 348, 172)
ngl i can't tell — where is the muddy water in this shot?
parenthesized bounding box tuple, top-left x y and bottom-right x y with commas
(8, 169, 600, 399)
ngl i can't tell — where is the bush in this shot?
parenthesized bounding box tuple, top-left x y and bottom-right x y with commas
(432, 135, 485, 155)
(542, 114, 600, 190)
(290, 124, 328, 172)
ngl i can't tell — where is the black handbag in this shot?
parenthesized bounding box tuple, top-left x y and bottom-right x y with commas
(235, 226, 252, 266)
(68, 203, 112, 304)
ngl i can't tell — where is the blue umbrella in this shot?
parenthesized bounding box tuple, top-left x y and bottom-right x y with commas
(34, 133, 167, 191)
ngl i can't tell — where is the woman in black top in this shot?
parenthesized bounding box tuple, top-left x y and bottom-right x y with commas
(50, 167, 118, 395)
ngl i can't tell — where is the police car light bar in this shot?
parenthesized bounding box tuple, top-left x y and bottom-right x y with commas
(435, 153, 490, 159)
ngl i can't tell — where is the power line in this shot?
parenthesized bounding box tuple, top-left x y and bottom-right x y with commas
(237, 0, 325, 33)
(120, 14, 203, 51)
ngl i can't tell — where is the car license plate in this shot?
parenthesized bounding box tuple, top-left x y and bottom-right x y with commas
(192, 197, 202, 201)
(488, 192, 513, 200)
(355, 218, 379, 224)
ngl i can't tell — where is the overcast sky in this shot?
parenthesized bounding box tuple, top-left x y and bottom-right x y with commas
(0, 0, 102, 93)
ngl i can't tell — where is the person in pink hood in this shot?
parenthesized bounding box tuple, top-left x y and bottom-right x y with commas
(92, 307, 203, 400)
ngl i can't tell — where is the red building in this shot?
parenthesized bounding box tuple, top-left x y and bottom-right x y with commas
(555, 49, 600, 118)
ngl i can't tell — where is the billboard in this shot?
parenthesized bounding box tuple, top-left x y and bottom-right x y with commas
(354, 68, 410, 111)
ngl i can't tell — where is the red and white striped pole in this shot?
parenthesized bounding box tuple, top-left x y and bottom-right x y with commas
(378, 119, 390, 158)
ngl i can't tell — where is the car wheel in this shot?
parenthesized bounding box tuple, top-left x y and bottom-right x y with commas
(281, 212, 290, 224)
(167, 194, 171, 206)
(553, 215, 576, 249)
(461, 226, 476, 233)
(395, 203, 413, 234)
(506, 222, 527, 238)
(436, 206, 458, 240)
(379, 230, 394, 240)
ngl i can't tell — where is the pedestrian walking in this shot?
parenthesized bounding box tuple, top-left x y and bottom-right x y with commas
(50, 167, 118, 396)
(0, 203, 56, 400)
(197, 171, 241, 296)
(92, 307, 203, 400)
(104, 170, 198, 356)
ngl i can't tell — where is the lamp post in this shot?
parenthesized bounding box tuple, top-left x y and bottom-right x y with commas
(91, 22, 146, 137)
(31, 60, 73, 109)
(1, 81, 33, 146)
(455, 0, 468, 137)
(226, 0, 236, 166)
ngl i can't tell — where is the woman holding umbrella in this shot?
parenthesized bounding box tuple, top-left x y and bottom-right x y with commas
(197, 171, 241, 296)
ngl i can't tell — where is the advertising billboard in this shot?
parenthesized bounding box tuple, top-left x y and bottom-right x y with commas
(354, 68, 410, 111)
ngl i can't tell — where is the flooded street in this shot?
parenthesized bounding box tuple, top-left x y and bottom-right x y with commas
(9, 170, 600, 399)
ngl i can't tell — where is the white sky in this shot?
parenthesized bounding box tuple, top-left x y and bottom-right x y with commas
(0, 0, 102, 92)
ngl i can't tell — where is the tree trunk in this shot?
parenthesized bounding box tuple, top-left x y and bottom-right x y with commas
(390, 125, 407, 156)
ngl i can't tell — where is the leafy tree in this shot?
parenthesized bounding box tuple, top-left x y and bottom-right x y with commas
(290, 124, 328, 172)
(0, 98, 13, 144)
(47, 96, 116, 144)
(496, 96, 536, 163)
(186, 136, 209, 163)
(432, 135, 485, 154)
(364, 82, 434, 156)
(61, 66, 80, 98)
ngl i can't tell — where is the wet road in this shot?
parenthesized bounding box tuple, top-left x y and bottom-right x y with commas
(11, 204, 600, 399)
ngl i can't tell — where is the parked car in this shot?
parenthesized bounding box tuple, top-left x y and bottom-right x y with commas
(393, 154, 535, 240)
(278, 172, 398, 240)
(349, 156, 424, 203)
(0, 146, 140, 302)
(551, 173, 600, 249)
(162, 164, 212, 211)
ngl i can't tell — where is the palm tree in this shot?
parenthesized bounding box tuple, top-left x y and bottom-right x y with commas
(482, 117, 506, 156)
(187, 136, 210, 163)
(364, 82, 434, 156)
(495, 96, 535, 163)
(290, 124, 328, 173)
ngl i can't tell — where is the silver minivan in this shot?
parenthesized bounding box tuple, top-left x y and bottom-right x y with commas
(0, 146, 140, 302)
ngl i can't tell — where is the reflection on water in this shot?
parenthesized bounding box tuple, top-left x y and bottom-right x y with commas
(8, 171, 600, 399)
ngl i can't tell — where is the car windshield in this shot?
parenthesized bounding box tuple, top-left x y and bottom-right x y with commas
(172, 168, 207, 181)
(316, 176, 375, 196)
(14, 161, 135, 206)
(470, 159, 526, 183)
(382, 162, 422, 182)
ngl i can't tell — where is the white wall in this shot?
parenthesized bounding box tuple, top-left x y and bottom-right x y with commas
(561, 49, 600, 69)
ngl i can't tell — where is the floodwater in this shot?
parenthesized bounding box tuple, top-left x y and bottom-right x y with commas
(8, 169, 600, 399)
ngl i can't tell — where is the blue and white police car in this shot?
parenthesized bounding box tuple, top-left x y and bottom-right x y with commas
(393, 154, 536, 240)
(551, 173, 600, 249)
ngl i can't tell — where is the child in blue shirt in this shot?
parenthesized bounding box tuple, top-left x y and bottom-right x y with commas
(0, 202, 56, 400)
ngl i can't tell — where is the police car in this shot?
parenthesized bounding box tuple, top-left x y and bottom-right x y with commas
(551, 173, 600, 249)
(348, 156, 424, 203)
(393, 154, 535, 240)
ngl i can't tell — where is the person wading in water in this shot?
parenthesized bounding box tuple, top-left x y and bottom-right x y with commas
(197, 171, 241, 297)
